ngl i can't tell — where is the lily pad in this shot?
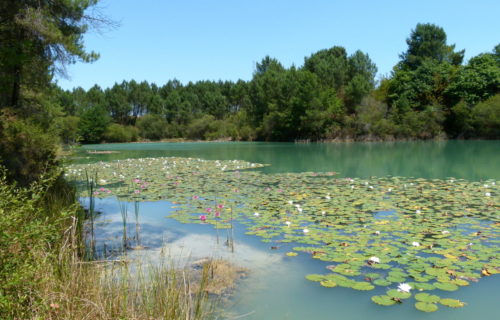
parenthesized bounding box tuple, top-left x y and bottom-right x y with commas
(415, 302, 439, 312)
(439, 298, 465, 308)
(371, 295, 396, 306)
(415, 293, 440, 303)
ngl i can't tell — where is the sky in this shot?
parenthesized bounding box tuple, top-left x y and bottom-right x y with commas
(56, 0, 500, 90)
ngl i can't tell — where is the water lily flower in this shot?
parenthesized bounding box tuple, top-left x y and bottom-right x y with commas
(93, 191, 99, 196)
(134, 190, 141, 194)
(99, 179, 107, 184)
(278, 189, 283, 193)
(215, 211, 221, 217)
(412, 241, 420, 247)
(192, 195, 199, 200)
(297, 207, 303, 213)
(99, 187, 106, 192)
(325, 194, 331, 200)
(321, 211, 326, 216)
(199, 215, 207, 222)
(217, 204, 224, 209)
(106, 189, 112, 194)
(303, 228, 309, 233)
(484, 184, 489, 188)
(254, 212, 260, 217)
(369, 186, 373, 189)
(485, 192, 491, 197)
(374, 230, 381, 235)
(416, 209, 421, 214)
(368, 256, 380, 264)
(441, 230, 450, 234)
(288, 200, 293, 205)
(397, 283, 412, 293)
(205, 208, 212, 213)
(285, 221, 291, 227)
(133, 178, 141, 183)
(388, 188, 392, 192)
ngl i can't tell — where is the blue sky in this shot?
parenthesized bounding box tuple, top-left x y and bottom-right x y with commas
(56, 0, 500, 90)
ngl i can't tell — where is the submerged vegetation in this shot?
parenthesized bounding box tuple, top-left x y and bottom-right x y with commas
(68, 157, 499, 313)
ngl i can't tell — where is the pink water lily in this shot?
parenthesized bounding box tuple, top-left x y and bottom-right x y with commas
(199, 215, 207, 222)
(217, 204, 224, 209)
(215, 211, 221, 217)
(206, 207, 212, 213)
(192, 195, 199, 200)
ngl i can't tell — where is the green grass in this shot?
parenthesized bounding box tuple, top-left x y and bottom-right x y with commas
(0, 167, 219, 319)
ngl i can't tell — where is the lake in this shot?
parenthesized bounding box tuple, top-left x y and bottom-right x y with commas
(72, 140, 500, 320)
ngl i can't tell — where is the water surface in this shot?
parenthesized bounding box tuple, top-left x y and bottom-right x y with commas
(77, 141, 499, 319)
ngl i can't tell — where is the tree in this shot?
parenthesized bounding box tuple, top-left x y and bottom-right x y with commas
(0, 0, 102, 109)
(303, 46, 349, 92)
(446, 50, 500, 106)
(398, 23, 464, 71)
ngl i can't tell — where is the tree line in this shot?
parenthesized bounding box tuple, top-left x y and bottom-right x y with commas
(54, 23, 500, 144)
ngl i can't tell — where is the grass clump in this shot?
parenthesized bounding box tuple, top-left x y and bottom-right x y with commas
(0, 167, 219, 319)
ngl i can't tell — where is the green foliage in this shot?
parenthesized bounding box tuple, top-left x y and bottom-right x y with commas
(55, 115, 81, 144)
(78, 105, 110, 143)
(0, 112, 59, 186)
(399, 23, 463, 71)
(471, 93, 500, 138)
(0, 168, 70, 318)
(103, 123, 139, 143)
(446, 52, 500, 106)
(0, 0, 101, 108)
(136, 114, 171, 140)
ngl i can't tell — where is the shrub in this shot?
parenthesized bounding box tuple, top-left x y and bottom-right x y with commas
(136, 114, 170, 140)
(103, 123, 139, 142)
(0, 111, 59, 186)
(472, 93, 500, 138)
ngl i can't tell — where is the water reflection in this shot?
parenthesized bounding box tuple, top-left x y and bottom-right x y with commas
(75, 140, 500, 180)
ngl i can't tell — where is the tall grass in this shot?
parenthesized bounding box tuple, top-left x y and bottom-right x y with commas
(0, 167, 220, 320)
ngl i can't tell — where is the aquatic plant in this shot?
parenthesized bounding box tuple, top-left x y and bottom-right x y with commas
(67, 156, 499, 313)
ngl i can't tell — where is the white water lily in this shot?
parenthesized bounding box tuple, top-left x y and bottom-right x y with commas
(416, 209, 421, 214)
(321, 211, 326, 216)
(484, 184, 489, 188)
(388, 188, 392, 192)
(368, 256, 380, 263)
(288, 200, 293, 205)
(297, 207, 303, 213)
(303, 228, 309, 233)
(412, 241, 420, 247)
(254, 212, 260, 217)
(374, 230, 381, 235)
(485, 192, 491, 197)
(441, 230, 450, 234)
(369, 186, 374, 189)
(325, 194, 331, 200)
(397, 283, 412, 293)
(285, 221, 291, 226)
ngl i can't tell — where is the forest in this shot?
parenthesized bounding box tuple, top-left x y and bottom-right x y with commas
(53, 23, 500, 144)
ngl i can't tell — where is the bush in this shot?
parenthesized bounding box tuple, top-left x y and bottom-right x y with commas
(186, 114, 215, 140)
(0, 169, 68, 318)
(472, 93, 500, 138)
(0, 111, 59, 186)
(103, 123, 139, 142)
(136, 114, 171, 140)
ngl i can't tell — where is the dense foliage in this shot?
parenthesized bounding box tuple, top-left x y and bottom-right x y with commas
(54, 23, 499, 143)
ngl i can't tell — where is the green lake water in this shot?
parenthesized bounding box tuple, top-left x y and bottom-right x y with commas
(75, 140, 500, 320)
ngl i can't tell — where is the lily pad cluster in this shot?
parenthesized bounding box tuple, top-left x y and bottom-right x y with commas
(67, 157, 499, 312)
